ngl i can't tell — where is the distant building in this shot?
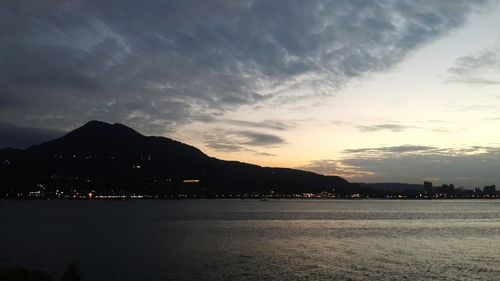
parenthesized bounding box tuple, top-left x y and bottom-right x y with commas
(182, 179, 200, 184)
(180, 179, 201, 197)
(424, 181, 433, 197)
(484, 185, 496, 195)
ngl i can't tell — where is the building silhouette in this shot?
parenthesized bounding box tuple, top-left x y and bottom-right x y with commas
(484, 185, 496, 195)
(423, 181, 433, 197)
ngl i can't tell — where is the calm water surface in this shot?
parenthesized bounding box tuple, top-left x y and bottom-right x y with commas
(1, 199, 499, 280)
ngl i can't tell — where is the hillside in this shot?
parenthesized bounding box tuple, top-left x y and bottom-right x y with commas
(0, 121, 364, 197)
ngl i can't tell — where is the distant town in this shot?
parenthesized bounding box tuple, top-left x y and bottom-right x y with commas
(2, 180, 497, 200)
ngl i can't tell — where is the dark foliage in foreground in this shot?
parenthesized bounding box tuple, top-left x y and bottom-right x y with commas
(0, 263, 81, 281)
(60, 263, 81, 281)
(0, 267, 54, 281)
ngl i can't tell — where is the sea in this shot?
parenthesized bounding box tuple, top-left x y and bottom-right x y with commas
(1, 199, 499, 281)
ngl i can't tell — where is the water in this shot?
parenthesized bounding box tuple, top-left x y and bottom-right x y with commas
(1, 199, 499, 280)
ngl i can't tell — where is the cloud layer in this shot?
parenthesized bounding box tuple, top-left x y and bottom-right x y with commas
(0, 0, 489, 133)
(0, 122, 65, 149)
(356, 124, 420, 132)
(447, 47, 500, 84)
(204, 128, 284, 156)
(302, 145, 500, 186)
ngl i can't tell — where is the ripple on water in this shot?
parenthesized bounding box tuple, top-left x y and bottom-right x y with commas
(0, 199, 499, 281)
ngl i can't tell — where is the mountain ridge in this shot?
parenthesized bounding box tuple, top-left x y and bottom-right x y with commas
(0, 121, 366, 197)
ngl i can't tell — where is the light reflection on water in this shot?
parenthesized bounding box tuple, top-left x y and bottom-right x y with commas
(1, 199, 499, 280)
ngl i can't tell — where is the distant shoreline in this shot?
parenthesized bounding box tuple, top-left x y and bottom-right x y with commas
(1, 197, 499, 201)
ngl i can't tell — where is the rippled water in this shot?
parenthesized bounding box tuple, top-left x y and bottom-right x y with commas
(1, 199, 499, 280)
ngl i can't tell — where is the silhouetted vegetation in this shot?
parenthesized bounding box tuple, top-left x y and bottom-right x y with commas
(0, 263, 81, 281)
(60, 263, 81, 281)
(0, 267, 54, 281)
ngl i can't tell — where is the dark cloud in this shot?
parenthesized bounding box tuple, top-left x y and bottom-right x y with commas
(204, 129, 283, 156)
(342, 148, 500, 186)
(238, 131, 286, 146)
(303, 145, 500, 186)
(345, 145, 436, 154)
(205, 142, 246, 153)
(205, 141, 276, 157)
(0, 0, 489, 132)
(0, 122, 65, 149)
(446, 47, 500, 84)
(223, 119, 294, 131)
(298, 159, 373, 179)
(206, 130, 285, 148)
(355, 121, 459, 133)
(357, 123, 420, 132)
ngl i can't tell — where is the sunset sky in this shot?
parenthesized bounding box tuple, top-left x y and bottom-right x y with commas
(1, 0, 500, 186)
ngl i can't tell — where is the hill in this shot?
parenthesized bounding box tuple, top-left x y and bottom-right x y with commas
(0, 121, 365, 198)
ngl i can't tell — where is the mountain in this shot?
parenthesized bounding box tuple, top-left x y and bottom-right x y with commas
(0, 121, 366, 197)
(28, 121, 209, 164)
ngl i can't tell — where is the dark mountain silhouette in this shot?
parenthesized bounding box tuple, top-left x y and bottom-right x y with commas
(29, 121, 208, 163)
(0, 121, 366, 197)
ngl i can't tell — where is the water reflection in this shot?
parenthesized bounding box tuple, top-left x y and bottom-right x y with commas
(1, 200, 499, 280)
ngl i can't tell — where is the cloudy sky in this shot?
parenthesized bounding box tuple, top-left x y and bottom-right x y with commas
(1, 0, 500, 186)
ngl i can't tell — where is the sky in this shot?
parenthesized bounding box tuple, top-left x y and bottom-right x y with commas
(1, 0, 500, 187)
